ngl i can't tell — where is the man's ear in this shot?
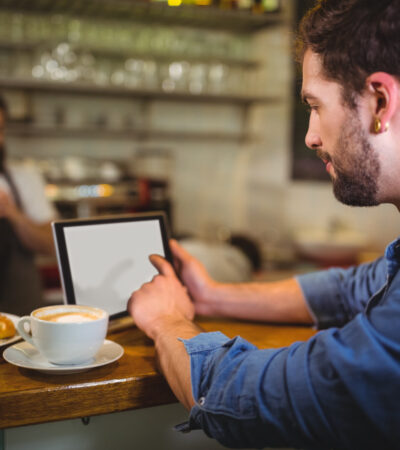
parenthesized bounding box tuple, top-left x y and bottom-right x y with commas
(366, 72, 399, 133)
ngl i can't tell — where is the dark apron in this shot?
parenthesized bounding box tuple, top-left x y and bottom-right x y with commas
(0, 170, 44, 316)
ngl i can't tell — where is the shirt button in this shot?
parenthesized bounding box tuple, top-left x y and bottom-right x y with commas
(198, 396, 205, 406)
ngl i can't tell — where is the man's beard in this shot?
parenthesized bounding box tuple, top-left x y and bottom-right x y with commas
(319, 114, 380, 207)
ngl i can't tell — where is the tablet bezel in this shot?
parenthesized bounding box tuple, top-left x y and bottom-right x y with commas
(52, 212, 173, 320)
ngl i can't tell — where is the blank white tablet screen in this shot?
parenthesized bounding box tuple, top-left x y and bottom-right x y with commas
(63, 219, 164, 315)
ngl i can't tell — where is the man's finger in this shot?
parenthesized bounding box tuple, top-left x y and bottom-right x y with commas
(170, 239, 193, 262)
(149, 254, 176, 277)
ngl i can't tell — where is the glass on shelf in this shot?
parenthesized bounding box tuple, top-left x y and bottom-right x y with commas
(187, 62, 208, 94)
(80, 20, 99, 49)
(160, 61, 189, 92)
(109, 22, 133, 52)
(226, 65, 244, 94)
(50, 15, 69, 43)
(53, 43, 77, 67)
(132, 25, 153, 54)
(23, 14, 41, 42)
(10, 13, 25, 43)
(0, 51, 13, 78)
(78, 52, 96, 83)
(168, 28, 189, 57)
(229, 35, 251, 61)
(263, 0, 280, 12)
(110, 67, 126, 87)
(13, 50, 33, 80)
(0, 2, 282, 57)
(149, 27, 177, 55)
(67, 19, 82, 44)
(207, 63, 229, 95)
(32, 45, 79, 83)
(124, 58, 145, 88)
(142, 60, 159, 90)
(186, 29, 208, 58)
(0, 8, 258, 100)
(0, 12, 9, 41)
(205, 31, 230, 60)
(104, 22, 120, 50)
(93, 58, 112, 86)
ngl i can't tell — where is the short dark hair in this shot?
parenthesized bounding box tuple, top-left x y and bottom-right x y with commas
(296, 0, 400, 106)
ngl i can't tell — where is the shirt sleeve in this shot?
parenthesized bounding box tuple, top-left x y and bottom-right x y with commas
(182, 289, 400, 450)
(296, 257, 387, 329)
(11, 164, 57, 223)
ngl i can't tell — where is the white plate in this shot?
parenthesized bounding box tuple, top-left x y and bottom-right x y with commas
(3, 339, 124, 374)
(0, 313, 21, 348)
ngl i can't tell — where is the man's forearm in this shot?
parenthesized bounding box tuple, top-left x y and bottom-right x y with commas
(152, 317, 202, 411)
(10, 212, 55, 255)
(203, 278, 314, 325)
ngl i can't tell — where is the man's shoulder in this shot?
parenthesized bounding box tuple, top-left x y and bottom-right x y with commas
(8, 160, 40, 177)
(8, 161, 45, 188)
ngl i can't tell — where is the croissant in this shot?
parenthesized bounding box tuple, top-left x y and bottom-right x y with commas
(0, 314, 16, 339)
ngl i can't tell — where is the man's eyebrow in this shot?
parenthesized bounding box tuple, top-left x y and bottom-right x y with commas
(300, 91, 318, 104)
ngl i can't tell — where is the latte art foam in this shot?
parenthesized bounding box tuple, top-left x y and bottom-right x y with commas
(41, 312, 99, 323)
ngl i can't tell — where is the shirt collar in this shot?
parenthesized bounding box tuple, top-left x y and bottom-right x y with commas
(384, 238, 400, 277)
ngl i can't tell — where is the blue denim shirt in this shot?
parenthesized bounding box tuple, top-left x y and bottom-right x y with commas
(178, 238, 400, 450)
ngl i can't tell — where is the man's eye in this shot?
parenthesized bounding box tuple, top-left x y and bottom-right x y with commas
(305, 105, 318, 115)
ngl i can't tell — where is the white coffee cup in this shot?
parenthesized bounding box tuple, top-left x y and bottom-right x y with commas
(17, 305, 109, 365)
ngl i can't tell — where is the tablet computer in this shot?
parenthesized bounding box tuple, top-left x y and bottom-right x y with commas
(52, 212, 173, 319)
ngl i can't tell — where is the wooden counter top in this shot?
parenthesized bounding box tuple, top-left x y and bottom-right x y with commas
(0, 318, 316, 429)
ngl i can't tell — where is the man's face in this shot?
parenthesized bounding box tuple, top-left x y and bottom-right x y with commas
(301, 50, 380, 206)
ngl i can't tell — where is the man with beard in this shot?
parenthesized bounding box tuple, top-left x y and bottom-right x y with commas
(128, 1, 400, 449)
(0, 96, 56, 315)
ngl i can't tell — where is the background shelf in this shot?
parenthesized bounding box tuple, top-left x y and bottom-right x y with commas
(0, 41, 259, 69)
(0, 78, 277, 105)
(0, 0, 283, 32)
(7, 123, 255, 143)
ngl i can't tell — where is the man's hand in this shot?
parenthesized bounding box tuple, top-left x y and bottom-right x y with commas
(171, 239, 314, 324)
(127, 253, 200, 410)
(0, 189, 18, 220)
(170, 239, 219, 316)
(127, 253, 195, 340)
(0, 189, 55, 255)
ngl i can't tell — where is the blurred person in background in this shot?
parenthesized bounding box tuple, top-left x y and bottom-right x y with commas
(0, 95, 56, 315)
(128, 1, 400, 449)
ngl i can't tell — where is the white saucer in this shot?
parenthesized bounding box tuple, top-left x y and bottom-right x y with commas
(0, 313, 21, 348)
(3, 339, 124, 374)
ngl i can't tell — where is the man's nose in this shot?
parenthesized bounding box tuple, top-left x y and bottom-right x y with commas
(305, 123, 322, 150)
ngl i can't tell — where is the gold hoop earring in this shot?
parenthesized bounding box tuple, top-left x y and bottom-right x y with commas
(374, 117, 382, 133)
(374, 118, 389, 134)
